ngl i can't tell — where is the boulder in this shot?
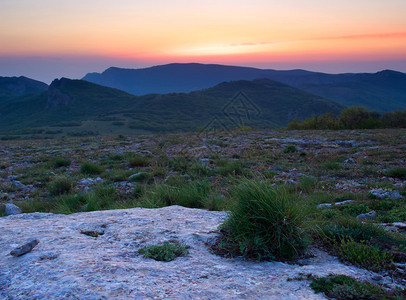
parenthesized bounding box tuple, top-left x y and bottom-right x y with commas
(5, 203, 22, 216)
(357, 211, 377, 221)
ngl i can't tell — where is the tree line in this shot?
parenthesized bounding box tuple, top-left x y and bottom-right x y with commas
(287, 106, 406, 130)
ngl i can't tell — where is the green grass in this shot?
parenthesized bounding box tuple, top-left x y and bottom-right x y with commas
(386, 167, 406, 179)
(216, 160, 246, 176)
(80, 161, 105, 175)
(48, 176, 73, 196)
(138, 241, 189, 262)
(217, 179, 309, 260)
(336, 237, 394, 271)
(50, 157, 71, 168)
(139, 180, 213, 209)
(309, 274, 405, 300)
(128, 153, 149, 167)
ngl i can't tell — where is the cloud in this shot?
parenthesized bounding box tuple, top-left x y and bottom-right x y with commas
(319, 31, 406, 41)
(228, 31, 406, 49)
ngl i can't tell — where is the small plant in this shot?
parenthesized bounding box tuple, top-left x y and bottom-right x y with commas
(50, 157, 71, 168)
(128, 153, 149, 167)
(283, 145, 297, 153)
(298, 176, 318, 193)
(48, 176, 73, 196)
(323, 162, 340, 170)
(138, 241, 189, 262)
(336, 236, 394, 271)
(310, 274, 405, 300)
(217, 179, 309, 260)
(55, 194, 88, 214)
(216, 160, 245, 176)
(80, 161, 104, 175)
(386, 167, 406, 179)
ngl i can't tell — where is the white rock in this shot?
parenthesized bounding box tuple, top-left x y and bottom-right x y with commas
(0, 206, 397, 299)
(5, 203, 22, 215)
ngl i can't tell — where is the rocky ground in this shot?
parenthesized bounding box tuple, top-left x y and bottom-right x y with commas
(0, 206, 398, 299)
(1, 129, 406, 298)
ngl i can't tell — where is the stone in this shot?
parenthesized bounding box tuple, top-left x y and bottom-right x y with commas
(285, 179, 296, 186)
(344, 158, 355, 164)
(357, 211, 377, 221)
(370, 189, 402, 199)
(10, 239, 39, 257)
(317, 200, 355, 209)
(317, 203, 332, 209)
(5, 203, 22, 215)
(0, 206, 394, 299)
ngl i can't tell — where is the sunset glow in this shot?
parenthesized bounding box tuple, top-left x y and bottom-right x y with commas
(1, 0, 406, 82)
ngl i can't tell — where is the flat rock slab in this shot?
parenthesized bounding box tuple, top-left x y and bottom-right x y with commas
(0, 206, 391, 299)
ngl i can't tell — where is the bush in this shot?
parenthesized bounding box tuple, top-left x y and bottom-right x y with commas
(218, 179, 309, 260)
(50, 157, 71, 168)
(336, 236, 394, 271)
(48, 177, 73, 196)
(216, 160, 246, 176)
(138, 241, 189, 261)
(283, 145, 297, 153)
(55, 194, 88, 214)
(386, 167, 406, 179)
(80, 161, 104, 175)
(128, 153, 149, 167)
(309, 274, 403, 300)
(298, 176, 318, 193)
(140, 180, 212, 209)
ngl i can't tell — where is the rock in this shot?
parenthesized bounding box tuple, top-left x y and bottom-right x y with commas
(317, 200, 355, 209)
(370, 189, 402, 199)
(317, 203, 332, 209)
(380, 222, 406, 232)
(285, 180, 296, 186)
(0, 206, 396, 299)
(357, 211, 377, 221)
(344, 158, 355, 164)
(10, 239, 39, 257)
(79, 178, 94, 185)
(129, 172, 148, 181)
(5, 203, 22, 215)
(335, 200, 356, 206)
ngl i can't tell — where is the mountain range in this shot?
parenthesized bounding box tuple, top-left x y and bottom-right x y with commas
(1, 63, 405, 136)
(0, 76, 342, 135)
(83, 63, 406, 112)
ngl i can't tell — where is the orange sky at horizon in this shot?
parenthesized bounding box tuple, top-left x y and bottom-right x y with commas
(1, 0, 406, 82)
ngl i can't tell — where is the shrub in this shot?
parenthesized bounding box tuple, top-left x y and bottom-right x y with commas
(80, 161, 104, 175)
(55, 194, 88, 214)
(386, 167, 406, 179)
(218, 179, 309, 260)
(323, 162, 340, 170)
(298, 176, 318, 193)
(50, 157, 71, 168)
(319, 216, 390, 244)
(128, 153, 149, 167)
(140, 180, 212, 209)
(216, 160, 246, 176)
(336, 236, 394, 271)
(138, 241, 189, 261)
(309, 274, 403, 300)
(283, 145, 297, 153)
(48, 177, 73, 196)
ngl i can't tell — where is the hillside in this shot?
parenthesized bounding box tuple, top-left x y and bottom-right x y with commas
(0, 76, 48, 97)
(83, 63, 406, 112)
(0, 77, 342, 135)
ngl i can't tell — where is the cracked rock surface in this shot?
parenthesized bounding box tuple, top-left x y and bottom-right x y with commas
(0, 206, 396, 299)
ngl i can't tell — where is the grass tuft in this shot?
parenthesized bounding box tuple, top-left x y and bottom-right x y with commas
(138, 241, 189, 261)
(217, 179, 309, 260)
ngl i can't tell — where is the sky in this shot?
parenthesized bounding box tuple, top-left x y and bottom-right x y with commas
(1, 0, 406, 83)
